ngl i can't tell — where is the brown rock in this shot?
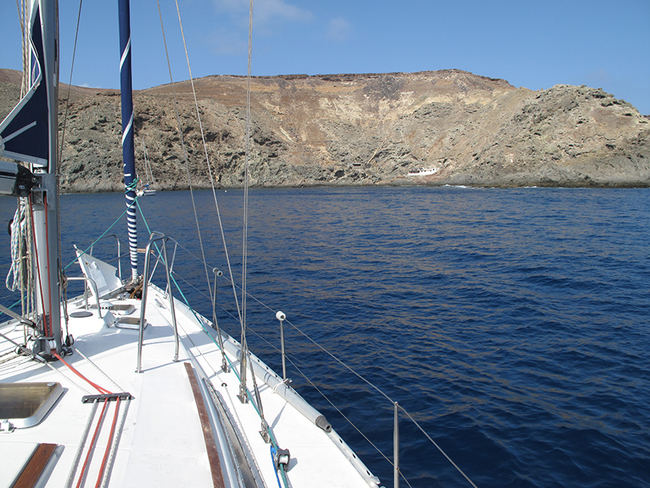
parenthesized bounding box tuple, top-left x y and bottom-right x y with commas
(1, 68, 647, 190)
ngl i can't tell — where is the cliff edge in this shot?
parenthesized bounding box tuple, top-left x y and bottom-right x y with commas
(1, 69, 648, 190)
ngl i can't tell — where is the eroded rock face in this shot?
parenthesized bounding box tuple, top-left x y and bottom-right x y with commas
(1, 68, 648, 190)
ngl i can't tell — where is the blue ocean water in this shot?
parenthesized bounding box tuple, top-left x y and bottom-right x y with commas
(1, 186, 649, 487)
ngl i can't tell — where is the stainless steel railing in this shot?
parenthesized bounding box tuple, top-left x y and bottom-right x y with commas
(66, 276, 101, 317)
(136, 232, 180, 373)
(89, 233, 122, 281)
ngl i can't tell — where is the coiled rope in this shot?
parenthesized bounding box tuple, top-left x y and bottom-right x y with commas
(6, 203, 27, 292)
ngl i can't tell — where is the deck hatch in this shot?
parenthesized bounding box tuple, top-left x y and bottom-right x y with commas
(0, 382, 63, 429)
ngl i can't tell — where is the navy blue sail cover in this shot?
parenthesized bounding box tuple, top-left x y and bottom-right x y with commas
(0, 4, 50, 167)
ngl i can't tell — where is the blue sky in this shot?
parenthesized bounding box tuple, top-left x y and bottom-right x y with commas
(1, 0, 649, 113)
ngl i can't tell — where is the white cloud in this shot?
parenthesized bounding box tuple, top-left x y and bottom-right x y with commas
(326, 17, 351, 42)
(259, 0, 312, 23)
(214, 0, 312, 25)
(208, 0, 312, 58)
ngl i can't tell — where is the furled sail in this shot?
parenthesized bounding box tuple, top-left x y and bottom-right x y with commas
(1, 0, 63, 355)
(0, 3, 52, 168)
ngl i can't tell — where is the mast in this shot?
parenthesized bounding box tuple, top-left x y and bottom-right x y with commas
(118, 0, 138, 281)
(0, 0, 62, 355)
(32, 0, 61, 354)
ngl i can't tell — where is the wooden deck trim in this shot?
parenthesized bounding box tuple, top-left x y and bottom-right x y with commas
(11, 443, 58, 488)
(184, 362, 226, 488)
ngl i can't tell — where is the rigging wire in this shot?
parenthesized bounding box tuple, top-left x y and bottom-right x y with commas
(121, 196, 478, 487)
(200, 265, 477, 487)
(283, 351, 415, 488)
(171, 0, 244, 333)
(134, 203, 287, 480)
(234, 26, 278, 485)
(232, 321, 413, 485)
(139, 138, 155, 187)
(399, 408, 478, 488)
(64, 193, 475, 487)
(239, 0, 254, 397)
(63, 196, 134, 271)
(166, 2, 275, 460)
(170, 0, 213, 297)
(16, 0, 27, 96)
(74, 346, 126, 393)
(51, 0, 84, 346)
(155, 0, 214, 327)
(57, 0, 83, 166)
(170, 0, 247, 394)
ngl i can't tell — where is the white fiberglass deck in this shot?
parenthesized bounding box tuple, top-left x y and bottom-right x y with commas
(0, 286, 380, 488)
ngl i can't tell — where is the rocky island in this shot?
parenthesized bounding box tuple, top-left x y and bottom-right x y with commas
(1, 68, 648, 190)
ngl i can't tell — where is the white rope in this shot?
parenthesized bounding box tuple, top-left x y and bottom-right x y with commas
(6, 199, 33, 325)
(15, 0, 24, 51)
(6, 206, 23, 291)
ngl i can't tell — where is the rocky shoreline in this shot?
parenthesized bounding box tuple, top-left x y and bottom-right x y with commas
(1, 68, 648, 190)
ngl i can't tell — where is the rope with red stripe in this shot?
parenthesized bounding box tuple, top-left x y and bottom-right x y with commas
(75, 399, 108, 488)
(53, 352, 110, 395)
(52, 351, 120, 487)
(95, 398, 121, 488)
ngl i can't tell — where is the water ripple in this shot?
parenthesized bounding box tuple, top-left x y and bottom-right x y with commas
(1, 187, 648, 487)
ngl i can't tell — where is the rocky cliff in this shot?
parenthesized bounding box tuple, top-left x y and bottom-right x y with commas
(1, 68, 648, 190)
